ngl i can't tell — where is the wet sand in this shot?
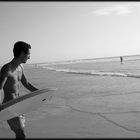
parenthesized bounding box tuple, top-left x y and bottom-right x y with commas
(1, 62, 140, 138)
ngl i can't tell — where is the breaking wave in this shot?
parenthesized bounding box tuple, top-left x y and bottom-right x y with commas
(42, 66, 140, 79)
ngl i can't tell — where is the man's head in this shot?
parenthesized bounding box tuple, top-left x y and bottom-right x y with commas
(13, 41, 31, 63)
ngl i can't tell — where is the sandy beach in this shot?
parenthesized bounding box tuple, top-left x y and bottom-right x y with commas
(1, 59, 140, 138)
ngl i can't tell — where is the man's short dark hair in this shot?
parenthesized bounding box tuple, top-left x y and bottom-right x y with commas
(13, 41, 31, 58)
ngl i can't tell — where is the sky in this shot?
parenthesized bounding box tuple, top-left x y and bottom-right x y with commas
(0, 2, 140, 64)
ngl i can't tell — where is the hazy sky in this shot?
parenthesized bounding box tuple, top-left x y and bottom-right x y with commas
(0, 2, 140, 64)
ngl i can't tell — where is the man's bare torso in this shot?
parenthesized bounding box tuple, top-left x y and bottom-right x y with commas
(2, 63, 23, 103)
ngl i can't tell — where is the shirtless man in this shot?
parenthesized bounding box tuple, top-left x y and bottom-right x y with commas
(0, 41, 38, 138)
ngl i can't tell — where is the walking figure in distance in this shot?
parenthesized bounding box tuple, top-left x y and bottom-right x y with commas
(120, 56, 123, 64)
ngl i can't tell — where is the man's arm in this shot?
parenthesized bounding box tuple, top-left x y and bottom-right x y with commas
(0, 65, 8, 90)
(21, 71, 38, 92)
(0, 65, 8, 109)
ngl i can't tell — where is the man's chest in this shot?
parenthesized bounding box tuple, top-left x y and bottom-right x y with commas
(8, 67, 22, 81)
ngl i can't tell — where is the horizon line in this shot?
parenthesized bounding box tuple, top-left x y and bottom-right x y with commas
(29, 53, 140, 65)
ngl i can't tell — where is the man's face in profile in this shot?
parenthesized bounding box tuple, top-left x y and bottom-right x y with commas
(20, 49, 31, 63)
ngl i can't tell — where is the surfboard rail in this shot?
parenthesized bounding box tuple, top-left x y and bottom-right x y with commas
(1, 87, 57, 111)
(0, 87, 57, 121)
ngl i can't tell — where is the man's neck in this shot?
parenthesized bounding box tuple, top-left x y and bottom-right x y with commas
(11, 58, 22, 68)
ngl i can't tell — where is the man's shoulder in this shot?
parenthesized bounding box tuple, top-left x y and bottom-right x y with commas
(1, 63, 10, 72)
(0, 63, 10, 75)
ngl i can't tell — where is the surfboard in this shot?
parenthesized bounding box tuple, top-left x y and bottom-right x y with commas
(0, 87, 57, 121)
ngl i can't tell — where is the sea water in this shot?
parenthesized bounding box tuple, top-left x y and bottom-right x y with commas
(39, 55, 140, 78)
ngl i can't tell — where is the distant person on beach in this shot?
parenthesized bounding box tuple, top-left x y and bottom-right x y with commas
(120, 56, 123, 64)
(0, 41, 38, 138)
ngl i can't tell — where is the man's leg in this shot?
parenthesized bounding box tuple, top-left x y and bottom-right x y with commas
(14, 129, 25, 139)
(7, 115, 26, 139)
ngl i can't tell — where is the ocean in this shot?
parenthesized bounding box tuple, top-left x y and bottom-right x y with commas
(38, 55, 140, 77)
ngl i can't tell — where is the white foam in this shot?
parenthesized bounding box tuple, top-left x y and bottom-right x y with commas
(42, 66, 131, 78)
